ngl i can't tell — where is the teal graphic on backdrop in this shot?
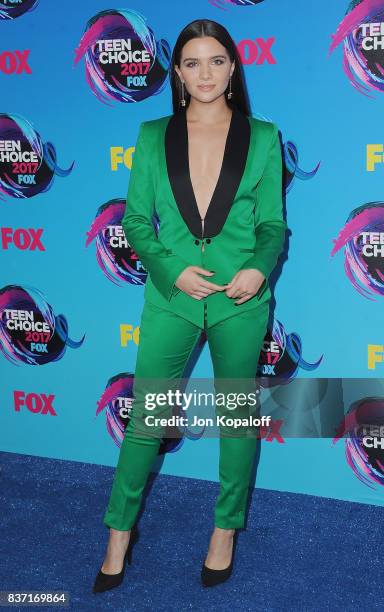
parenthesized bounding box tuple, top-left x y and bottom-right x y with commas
(0, 114, 74, 198)
(331, 202, 384, 299)
(0, 286, 85, 365)
(329, 0, 384, 96)
(86, 198, 147, 287)
(0, 0, 38, 20)
(74, 9, 171, 105)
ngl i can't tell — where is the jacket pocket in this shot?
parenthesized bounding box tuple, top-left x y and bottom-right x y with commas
(238, 248, 256, 252)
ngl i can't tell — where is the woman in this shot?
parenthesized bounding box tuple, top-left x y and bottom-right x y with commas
(93, 18, 287, 592)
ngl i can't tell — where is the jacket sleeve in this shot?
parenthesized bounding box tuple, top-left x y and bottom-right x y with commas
(240, 122, 288, 281)
(121, 121, 190, 301)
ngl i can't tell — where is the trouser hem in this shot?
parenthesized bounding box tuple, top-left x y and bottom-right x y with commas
(214, 523, 244, 529)
(103, 517, 137, 531)
(214, 519, 245, 529)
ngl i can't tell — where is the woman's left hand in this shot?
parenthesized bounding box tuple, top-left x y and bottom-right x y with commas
(224, 269, 266, 305)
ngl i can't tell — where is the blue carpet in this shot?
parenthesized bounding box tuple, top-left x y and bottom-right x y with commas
(1, 450, 383, 611)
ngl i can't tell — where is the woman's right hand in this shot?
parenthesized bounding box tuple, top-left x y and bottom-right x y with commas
(175, 266, 228, 300)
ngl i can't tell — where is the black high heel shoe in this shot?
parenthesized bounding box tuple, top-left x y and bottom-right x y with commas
(201, 529, 238, 587)
(92, 524, 139, 594)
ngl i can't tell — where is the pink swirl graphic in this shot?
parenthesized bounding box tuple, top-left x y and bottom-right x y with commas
(333, 398, 384, 489)
(86, 198, 148, 287)
(74, 9, 171, 105)
(0, 114, 74, 199)
(331, 203, 384, 299)
(96, 373, 184, 454)
(329, 0, 384, 96)
(0, 285, 85, 365)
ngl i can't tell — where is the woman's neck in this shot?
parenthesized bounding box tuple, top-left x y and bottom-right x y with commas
(186, 97, 232, 126)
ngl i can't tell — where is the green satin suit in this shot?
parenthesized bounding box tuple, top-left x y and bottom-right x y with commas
(103, 105, 287, 531)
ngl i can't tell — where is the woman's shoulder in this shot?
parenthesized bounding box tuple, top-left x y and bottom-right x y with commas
(138, 115, 172, 147)
(140, 114, 172, 132)
(248, 115, 280, 147)
(249, 114, 278, 134)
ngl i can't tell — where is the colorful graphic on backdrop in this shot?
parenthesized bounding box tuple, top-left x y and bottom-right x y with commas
(329, 0, 384, 96)
(208, 0, 265, 8)
(0, 114, 74, 199)
(74, 9, 171, 105)
(96, 373, 184, 455)
(333, 397, 384, 489)
(282, 139, 321, 193)
(85, 198, 147, 286)
(0, 0, 38, 20)
(0, 285, 85, 365)
(331, 202, 384, 299)
(259, 319, 324, 384)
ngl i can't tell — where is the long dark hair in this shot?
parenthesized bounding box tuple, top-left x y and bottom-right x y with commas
(169, 19, 251, 117)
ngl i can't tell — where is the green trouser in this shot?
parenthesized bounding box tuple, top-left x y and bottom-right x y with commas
(103, 299, 269, 531)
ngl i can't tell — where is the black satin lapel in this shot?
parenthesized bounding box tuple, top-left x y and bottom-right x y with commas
(205, 106, 250, 237)
(164, 106, 251, 239)
(165, 109, 202, 238)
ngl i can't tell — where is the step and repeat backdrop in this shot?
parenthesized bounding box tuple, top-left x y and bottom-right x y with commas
(1, 0, 383, 507)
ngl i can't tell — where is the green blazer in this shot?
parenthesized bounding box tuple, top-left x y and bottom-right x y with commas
(122, 106, 288, 328)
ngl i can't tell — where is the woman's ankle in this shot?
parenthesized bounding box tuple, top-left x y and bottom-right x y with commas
(107, 528, 131, 551)
(213, 527, 235, 536)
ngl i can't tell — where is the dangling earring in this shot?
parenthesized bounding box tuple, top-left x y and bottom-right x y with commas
(227, 74, 233, 100)
(180, 81, 186, 107)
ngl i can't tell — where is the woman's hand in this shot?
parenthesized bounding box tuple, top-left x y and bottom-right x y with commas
(175, 266, 228, 301)
(225, 269, 266, 305)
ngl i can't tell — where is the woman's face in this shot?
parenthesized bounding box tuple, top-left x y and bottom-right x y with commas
(175, 36, 234, 104)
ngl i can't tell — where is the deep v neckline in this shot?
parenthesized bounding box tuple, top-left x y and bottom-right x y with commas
(184, 108, 235, 222)
(164, 104, 251, 239)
